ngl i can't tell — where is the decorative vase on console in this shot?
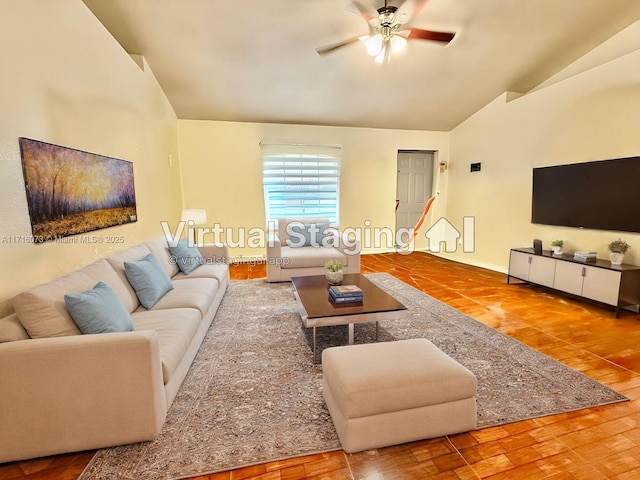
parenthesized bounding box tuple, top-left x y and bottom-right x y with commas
(550, 239, 564, 256)
(610, 253, 625, 265)
(608, 238, 630, 266)
(324, 260, 344, 286)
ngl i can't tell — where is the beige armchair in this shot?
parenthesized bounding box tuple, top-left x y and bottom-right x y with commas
(266, 217, 361, 282)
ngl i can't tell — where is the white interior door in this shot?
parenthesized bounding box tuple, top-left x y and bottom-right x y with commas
(396, 151, 434, 232)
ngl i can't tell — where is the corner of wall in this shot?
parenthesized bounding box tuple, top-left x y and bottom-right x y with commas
(129, 54, 145, 72)
(504, 91, 526, 103)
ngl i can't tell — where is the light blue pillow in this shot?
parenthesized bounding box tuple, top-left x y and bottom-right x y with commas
(168, 238, 204, 274)
(64, 282, 134, 334)
(124, 253, 174, 309)
(287, 223, 328, 247)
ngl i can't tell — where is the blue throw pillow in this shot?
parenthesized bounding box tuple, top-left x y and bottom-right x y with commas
(64, 282, 134, 334)
(168, 238, 204, 274)
(124, 253, 174, 309)
(287, 223, 328, 247)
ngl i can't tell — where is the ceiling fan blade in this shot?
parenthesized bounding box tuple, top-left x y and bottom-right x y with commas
(406, 28, 455, 44)
(352, 0, 378, 22)
(315, 36, 363, 56)
(390, 12, 408, 27)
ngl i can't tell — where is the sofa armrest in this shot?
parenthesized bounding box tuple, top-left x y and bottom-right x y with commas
(267, 233, 282, 259)
(0, 330, 167, 463)
(198, 242, 229, 261)
(266, 234, 283, 282)
(336, 230, 361, 256)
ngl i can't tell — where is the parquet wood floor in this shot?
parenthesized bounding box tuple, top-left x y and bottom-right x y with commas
(2, 252, 640, 479)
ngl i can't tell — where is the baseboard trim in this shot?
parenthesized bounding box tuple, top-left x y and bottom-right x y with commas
(418, 251, 508, 275)
(358, 248, 509, 275)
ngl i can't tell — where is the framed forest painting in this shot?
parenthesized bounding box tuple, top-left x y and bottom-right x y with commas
(19, 138, 137, 243)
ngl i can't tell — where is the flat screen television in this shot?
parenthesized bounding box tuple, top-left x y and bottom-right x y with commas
(531, 157, 640, 233)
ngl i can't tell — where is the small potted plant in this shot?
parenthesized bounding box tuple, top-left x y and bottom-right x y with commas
(324, 260, 344, 285)
(608, 238, 631, 265)
(550, 240, 564, 255)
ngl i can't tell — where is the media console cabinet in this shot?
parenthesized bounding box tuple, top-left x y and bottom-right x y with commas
(508, 248, 640, 317)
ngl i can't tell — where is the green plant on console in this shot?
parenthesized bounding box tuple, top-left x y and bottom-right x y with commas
(608, 238, 631, 254)
(324, 260, 344, 272)
(551, 239, 564, 247)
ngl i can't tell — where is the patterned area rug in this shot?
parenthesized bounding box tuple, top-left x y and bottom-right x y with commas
(79, 273, 628, 480)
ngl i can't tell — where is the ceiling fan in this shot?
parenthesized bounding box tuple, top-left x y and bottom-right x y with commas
(316, 0, 455, 63)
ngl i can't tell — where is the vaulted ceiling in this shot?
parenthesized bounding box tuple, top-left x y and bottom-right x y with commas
(82, 0, 640, 131)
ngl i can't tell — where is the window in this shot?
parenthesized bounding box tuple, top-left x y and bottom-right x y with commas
(262, 143, 341, 225)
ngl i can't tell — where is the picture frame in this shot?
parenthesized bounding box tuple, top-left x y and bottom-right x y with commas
(19, 137, 137, 243)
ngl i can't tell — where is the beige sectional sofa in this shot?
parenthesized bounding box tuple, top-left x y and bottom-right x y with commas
(0, 237, 229, 463)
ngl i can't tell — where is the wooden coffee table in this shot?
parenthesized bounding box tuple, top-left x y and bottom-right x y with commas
(291, 274, 407, 361)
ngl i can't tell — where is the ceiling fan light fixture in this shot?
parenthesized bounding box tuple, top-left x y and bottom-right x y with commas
(390, 34, 407, 53)
(363, 33, 384, 56)
(374, 43, 388, 63)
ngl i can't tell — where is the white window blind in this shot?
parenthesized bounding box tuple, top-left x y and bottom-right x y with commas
(261, 144, 341, 225)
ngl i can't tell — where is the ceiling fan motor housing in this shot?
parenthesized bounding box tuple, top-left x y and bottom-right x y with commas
(377, 5, 398, 16)
(377, 5, 398, 26)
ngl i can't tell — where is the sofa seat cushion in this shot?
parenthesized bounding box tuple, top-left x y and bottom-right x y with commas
(280, 246, 347, 269)
(13, 259, 133, 339)
(172, 264, 228, 284)
(132, 308, 201, 384)
(136, 278, 218, 316)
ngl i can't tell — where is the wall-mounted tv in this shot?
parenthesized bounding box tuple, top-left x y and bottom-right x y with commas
(532, 157, 640, 233)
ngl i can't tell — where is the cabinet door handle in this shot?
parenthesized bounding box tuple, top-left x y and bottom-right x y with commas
(582, 267, 586, 277)
(528, 256, 532, 264)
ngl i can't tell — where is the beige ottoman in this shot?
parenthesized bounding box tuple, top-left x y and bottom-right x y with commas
(322, 338, 477, 453)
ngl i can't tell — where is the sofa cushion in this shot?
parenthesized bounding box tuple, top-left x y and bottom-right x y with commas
(286, 223, 329, 247)
(125, 254, 174, 309)
(140, 278, 218, 316)
(64, 282, 134, 334)
(106, 244, 152, 311)
(13, 259, 132, 339)
(168, 238, 204, 274)
(278, 217, 331, 245)
(0, 314, 30, 342)
(146, 237, 180, 278)
(132, 308, 202, 384)
(280, 246, 347, 269)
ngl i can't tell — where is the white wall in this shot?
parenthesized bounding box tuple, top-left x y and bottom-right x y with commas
(177, 120, 450, 259)
(0, 1, 182, 315)
(446, 24, 640, 272)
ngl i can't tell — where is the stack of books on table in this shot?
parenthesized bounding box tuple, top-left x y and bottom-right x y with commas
(329, 285, 363, 304)
(574, 251, 597, 261)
